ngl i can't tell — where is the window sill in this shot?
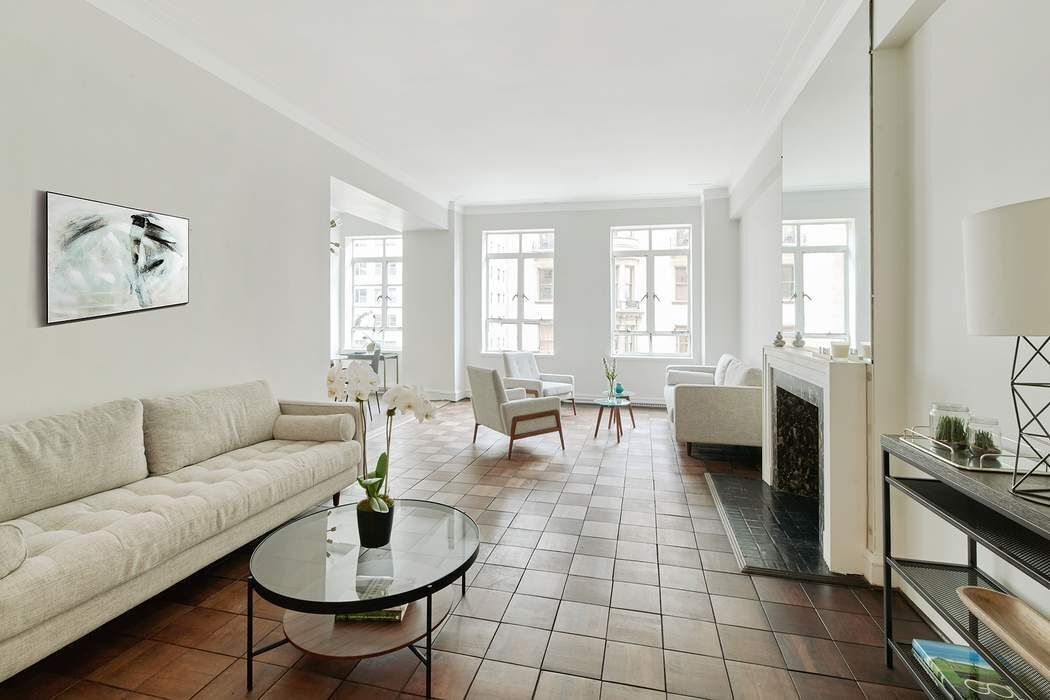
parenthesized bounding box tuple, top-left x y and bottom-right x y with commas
(611, 355, 693, 360)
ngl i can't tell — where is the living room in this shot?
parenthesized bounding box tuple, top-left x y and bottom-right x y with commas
(3, 1, 1050, 699)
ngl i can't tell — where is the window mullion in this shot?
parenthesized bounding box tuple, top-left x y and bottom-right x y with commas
(646, 252, 655, 343)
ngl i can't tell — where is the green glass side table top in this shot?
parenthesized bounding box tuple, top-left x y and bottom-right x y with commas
(596, 397, 631, 407)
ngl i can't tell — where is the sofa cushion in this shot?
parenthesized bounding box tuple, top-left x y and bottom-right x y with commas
(713, 354, 736, 386)
(142, 380, 280, 475)
(0, 525, 26, 579)
(724, 359, 762, 387)
(666, 369, 715, 387)
(0, 399, 147, 523)
(0, 438, 360, 641)
(273, 414, 355, 442)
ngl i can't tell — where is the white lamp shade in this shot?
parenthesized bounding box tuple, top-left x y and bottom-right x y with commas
(963, 196, 1050, 336)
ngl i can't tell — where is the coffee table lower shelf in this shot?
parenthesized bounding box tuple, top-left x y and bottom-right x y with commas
(247, 579, 460, 698)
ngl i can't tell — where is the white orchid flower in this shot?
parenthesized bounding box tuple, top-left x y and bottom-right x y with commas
(346, 361, 379, 401)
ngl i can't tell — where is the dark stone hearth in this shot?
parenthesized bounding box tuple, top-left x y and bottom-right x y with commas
(774, 387, 820, 497)
(707, 472, 866, 585)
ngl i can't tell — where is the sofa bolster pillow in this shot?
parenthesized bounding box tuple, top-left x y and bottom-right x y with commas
(666, 369, 715, 386)
(0, 524, 27, 579)
(713, 354, 736, 385)
(142, 380, 280, 475)
(0, 399, 147, 522)
(273, 414, 355, 442)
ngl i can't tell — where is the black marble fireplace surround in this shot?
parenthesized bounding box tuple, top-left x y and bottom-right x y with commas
(772, 369, 824, 500)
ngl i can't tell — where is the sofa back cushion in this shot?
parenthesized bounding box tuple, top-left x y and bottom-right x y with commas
(0, 399, 147, 522)
(724, 359, 762, 387)
(713, 354, 736, 385)
(142, 380, 279, 474)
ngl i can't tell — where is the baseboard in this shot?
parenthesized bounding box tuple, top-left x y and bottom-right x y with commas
(457, 391, 667, 407)
(865, 547, 884, 585)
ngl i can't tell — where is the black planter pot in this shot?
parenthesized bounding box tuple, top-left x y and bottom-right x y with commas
(357, 501, 394, 548)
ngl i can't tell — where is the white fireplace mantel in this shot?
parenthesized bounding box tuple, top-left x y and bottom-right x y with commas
(762, 346, 868, 575)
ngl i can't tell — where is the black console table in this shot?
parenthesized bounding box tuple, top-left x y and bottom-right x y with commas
(881, 435, 1050, 699)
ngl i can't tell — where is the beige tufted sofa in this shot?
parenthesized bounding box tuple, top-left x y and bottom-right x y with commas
(0, 380, 363, 681)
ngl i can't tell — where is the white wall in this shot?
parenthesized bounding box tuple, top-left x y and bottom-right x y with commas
(879, 0, 1050, 620)
(701, 191, 740, 361)
(0, 1, 444, 424)
(402, 228, 458, 399)
(462, 201, 708, 403)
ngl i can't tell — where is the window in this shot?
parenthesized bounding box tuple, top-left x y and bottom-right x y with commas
(343, 236, 402, 351)
(484, 230, 554, 353)
(611, 225, 691, 356)
(781, 220, 852, 346)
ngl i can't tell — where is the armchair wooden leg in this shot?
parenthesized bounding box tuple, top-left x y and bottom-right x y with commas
(556, 413, 565, 450)
(473, 423, 479, 443)
(332, 491, 341, 507)
(594, 405, 605, 438)
(570, 397, 577, 415)
(507, 437, 514, 460)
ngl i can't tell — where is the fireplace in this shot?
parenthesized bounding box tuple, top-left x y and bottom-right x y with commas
(760, 347, 869, 577)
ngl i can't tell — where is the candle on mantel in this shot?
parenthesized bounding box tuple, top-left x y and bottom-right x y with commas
(830, 341, 851, 360)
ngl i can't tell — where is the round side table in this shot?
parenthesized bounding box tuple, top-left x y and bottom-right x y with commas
(594, 396, 632, 443)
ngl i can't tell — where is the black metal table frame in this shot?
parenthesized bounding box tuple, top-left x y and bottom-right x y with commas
(245, 503, 477, 699)
(880, 436, 1050, 699)
(246, 572, 467, 698)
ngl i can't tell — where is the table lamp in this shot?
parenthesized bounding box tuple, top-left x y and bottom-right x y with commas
(963, 195, 1050, 503)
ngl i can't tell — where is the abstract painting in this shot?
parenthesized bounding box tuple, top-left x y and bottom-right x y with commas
(46, 192, 188, 323)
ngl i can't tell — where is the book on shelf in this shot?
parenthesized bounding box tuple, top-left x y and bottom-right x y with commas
(911, 639, 1019, 700)
(335, 603, 408, 623)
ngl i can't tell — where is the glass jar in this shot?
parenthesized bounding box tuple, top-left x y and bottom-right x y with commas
(968, 417, 1002, 457)
(930, 403, 970, 449)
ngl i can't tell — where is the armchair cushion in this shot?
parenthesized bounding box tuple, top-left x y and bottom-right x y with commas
(502, 397, 561, 435)
(539, 373, 574, 385)
(503, 352, 541, 380)
(666, 369, 715, 387)
(539, 381, 573, 397)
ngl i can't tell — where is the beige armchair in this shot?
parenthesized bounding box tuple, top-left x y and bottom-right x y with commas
(468, 366, 564, 458)
(502, 351, 576, 414)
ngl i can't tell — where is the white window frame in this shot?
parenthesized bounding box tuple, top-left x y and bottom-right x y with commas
(341, 235, 403, 352)
(781, 218, 853, 344)
(482, 229, 555, 355)
(610, 224, 692, 358)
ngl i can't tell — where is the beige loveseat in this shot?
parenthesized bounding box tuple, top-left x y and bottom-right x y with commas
(0, 380, 363, 681)
(664, 354, 762, 448)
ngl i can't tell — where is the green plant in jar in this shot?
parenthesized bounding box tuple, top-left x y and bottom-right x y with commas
(935, 415, 968, 447)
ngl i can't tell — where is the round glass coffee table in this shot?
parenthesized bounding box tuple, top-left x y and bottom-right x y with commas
(595, 396, 632, 443)
(247, 500, 480, 698)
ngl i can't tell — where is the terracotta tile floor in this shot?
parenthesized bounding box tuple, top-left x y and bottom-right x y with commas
(1, 400, 932, 699)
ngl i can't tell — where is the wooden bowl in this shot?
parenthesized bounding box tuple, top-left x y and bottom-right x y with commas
(957, 586, 1050, 680)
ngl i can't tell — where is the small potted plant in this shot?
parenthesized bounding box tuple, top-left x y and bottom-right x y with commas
(357, 453, 394, 547)
(603, 356, 617, 397)
(355, 385, 435, 548)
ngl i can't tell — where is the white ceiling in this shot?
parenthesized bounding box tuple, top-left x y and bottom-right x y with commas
(90, 0, 860, 206)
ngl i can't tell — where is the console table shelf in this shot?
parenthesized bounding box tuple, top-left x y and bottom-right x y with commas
(881, 435, 1050, 700)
